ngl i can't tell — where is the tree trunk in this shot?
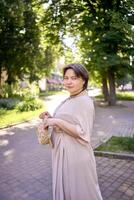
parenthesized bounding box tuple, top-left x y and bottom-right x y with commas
(107, 69, 116, 106)
(102, 76, 109, 101)
(132, 80, 134, 90)
(0, 67, 2, 88)
(0, 67, 2, 98)
(6, 73, 13, 97)
(7, 82, 12, 97)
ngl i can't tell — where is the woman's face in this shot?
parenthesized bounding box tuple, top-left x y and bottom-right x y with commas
(63, 69, 85, 95)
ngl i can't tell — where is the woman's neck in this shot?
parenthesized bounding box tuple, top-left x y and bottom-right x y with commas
(70, 89, 86, 98)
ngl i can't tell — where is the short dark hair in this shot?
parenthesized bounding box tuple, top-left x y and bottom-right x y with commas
(63, 63, 89, 90)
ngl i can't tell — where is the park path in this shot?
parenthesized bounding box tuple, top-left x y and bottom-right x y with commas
(0, 91, 134, 200)
(92, 100, 134, 147)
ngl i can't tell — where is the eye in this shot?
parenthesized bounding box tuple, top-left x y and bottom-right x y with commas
(63, 77, 68, 80)
(71, 77, 77, 80)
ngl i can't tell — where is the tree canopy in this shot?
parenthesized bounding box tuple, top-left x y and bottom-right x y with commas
(0, 0, 60, 96)
(42, 0, 134, 105)
(0, 0, 133, 103)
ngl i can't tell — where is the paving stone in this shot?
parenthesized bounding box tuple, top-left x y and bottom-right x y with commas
(0, 96, 134, 200)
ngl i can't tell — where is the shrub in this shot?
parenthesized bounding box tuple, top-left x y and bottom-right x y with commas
(17, 98, 44, 112)
(19, 83, 39, 99)
(1, 82, 40, 99)
(0, 98, 20, 110)
(0, 84, 9, 98)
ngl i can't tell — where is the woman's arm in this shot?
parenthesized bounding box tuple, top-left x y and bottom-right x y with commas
(44, 118, 81, 139)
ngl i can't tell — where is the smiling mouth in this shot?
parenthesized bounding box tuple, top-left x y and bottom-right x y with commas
(66, 86, 73, 89)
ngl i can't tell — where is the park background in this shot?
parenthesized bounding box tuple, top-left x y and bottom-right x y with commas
(0, 0, 134, 127)
(0, 1, 134, 200)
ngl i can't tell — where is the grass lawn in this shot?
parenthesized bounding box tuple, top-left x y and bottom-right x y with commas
(95, 136, 134, 153)
(96, 91, 134, 101)
(0, 107, 45, 128)
(116, 91, 134, 100)
(0, 90, 66, 129)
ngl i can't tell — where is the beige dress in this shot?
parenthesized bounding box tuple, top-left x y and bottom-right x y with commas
(51, 94, 103, 200)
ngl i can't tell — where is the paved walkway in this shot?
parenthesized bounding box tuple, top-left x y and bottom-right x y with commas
(92, 100, 134, 148)
(0, 93, 134, 200)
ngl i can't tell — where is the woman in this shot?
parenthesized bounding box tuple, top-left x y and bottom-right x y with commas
(39, 63, 103, 200)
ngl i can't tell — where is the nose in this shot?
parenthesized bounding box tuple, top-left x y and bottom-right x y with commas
(67, 78, 72, 83)
(65, 78, 72, 85)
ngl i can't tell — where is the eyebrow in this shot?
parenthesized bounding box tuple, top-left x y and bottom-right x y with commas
(64, 75, 77, 78)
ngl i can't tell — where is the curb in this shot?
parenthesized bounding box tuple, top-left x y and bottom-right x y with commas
(0, 120, 33, 130)
(94, 150, 134, 161)
(0, 117, 39, 130)
(0, 121, 29, 130)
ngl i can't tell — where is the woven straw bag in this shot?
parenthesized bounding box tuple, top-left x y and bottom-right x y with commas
(36, 122, 52, 145)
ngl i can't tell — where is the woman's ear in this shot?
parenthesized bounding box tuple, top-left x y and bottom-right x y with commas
(83, 80, 85, 85)
(82, 80, 85, 89)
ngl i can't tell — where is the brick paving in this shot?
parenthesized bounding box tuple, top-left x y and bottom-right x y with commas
(0, 93, 134, 200)
(92, 100, 134, 148)
(0, 124, 52, 200)
(97, 157, 134, 200)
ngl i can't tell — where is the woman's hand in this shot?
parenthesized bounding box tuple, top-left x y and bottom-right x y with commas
(39, 111, 52, 119)
(44, 118, 57, 129)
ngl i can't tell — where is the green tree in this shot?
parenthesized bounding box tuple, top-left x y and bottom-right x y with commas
(41, 0, 134, 105)
(0, 0, 58, 96)
(0, 0, 25, 95)
(76, 0, 134, 105)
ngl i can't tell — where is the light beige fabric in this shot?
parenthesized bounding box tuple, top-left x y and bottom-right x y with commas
(51, 94, 103, 200)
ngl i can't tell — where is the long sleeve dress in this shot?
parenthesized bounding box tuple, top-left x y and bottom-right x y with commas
(51, 94, 103, 200)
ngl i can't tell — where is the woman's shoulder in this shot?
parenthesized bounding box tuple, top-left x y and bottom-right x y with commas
(73, 94, 94, 107)
(77, 94, 93, 102)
